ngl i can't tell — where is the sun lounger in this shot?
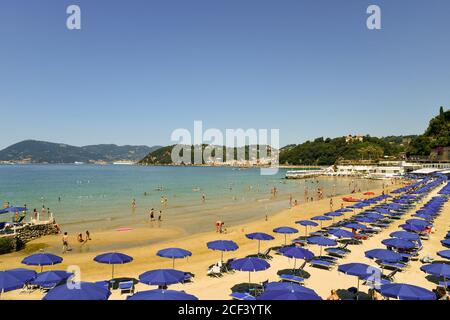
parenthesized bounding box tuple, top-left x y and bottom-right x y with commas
(378, 261, 406, 271)
(207, 265, 222, 278)
(316, 255, 338, 264)
(309, 259, 334, 270)
(279, 274, 305, 285)
(118, 280, 134, 295)
(325, 247, 350, 258)
(230, 292, 256, 300)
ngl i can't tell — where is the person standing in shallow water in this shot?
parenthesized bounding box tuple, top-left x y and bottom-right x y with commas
(131, 199, 136, 209)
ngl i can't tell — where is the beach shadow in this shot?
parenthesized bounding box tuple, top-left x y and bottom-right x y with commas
(247, 253, 273, 260)
(425, 275, 441, 285)
(336, 288, 370, 300)
(231, 282, 262, 293)
(277, 268, 311, 279)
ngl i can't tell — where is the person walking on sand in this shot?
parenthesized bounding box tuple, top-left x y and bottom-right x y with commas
(62, 232, 70, 253)
(86, 230, 91, 241)
(158, 211, 162, 221)
(289, 194, 293, 208)
(329, 198, 333, 211)
(149, 208, 155, 221)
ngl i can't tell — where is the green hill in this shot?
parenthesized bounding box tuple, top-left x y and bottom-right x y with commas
(0, 140, 161, 163)
(407, 107, 450, 156)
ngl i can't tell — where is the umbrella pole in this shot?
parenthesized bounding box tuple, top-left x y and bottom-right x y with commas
(40, 266, 43, 273)
(357, 278, 360, 300)
(172, 258, 175, 269)
(305, 226, 307, 237)
(258, 240, 260, 256)
(284, 234, 287, 246)
(112, 264, 115, 279)
(320, 246, 322, 257)
(221, 251, 224, 264)
(293, 258, 297, 272)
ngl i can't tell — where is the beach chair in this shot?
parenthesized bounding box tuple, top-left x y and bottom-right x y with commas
(316, 255, 338, 264)
(325, 247, 350, 258)
(118, 280, 134, 295)
(230, 292, 256, 301)
(309, 259, 334, 270)
(279, 274, 305, 285)
(207, 265, 222, 278)
(378, 261, 406, 272)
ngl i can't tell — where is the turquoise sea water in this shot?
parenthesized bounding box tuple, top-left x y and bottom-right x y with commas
(0, 165, 383, 234)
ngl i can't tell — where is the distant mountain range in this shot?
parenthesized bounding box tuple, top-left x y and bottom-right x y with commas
(0, 140, 161, 164)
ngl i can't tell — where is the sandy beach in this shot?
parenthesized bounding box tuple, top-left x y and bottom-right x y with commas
(1, 179, 448, 300)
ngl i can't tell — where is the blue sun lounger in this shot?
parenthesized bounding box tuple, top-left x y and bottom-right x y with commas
(309, 259, 334, 270)
(230, 292, 256, 300)
(279, 274, 305, 285)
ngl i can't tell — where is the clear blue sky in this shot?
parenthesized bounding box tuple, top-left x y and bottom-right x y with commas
(0, 0, 449, 149)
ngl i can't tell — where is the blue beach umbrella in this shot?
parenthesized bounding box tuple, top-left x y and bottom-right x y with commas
(127, 289, 198, 300)
(0, 272, 26, 293)
(343, 223, 367, 230)
(338, 263, 382, 299)
(324, 211, 343, 223)
(245, 232, 275, 255)
(354, 216, 376, 223)
(437, 250, 450, 260)
(22, 253, 63, 272)
(328, 228, 354, 239)
(94, 252, 133, 278)
(381, 238, 415, 250)
(379, 283, 435, 300)
(5, 268, 37, 284)
(389, 231, 420, 241)
(406, 219, 432, 227)
(264, 282, 318, 296)
(363, 213, 385, 220)
(139, 269, 186, 287)
(442, 239, 450, 248)
(295, 220, 318, 236)
(307, 236, 337, 256)
(420, 263, 450, 287)
(43, 282, 111, 300)
(311, 215, 332, 228)
(207, 240, 239, 263)
(31, 270, 73, 287)
(400, 223, 426, 233)
(0, 206, 27, 214)
(273, 227, 298, 245)
(278, 246, 314, 269)
(257, 289, 322, 300)
(365, 249, 403, 263)
(157, 248, 192, 268)
(337, 208, 353, 213)
(230, 257, 270, 284)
